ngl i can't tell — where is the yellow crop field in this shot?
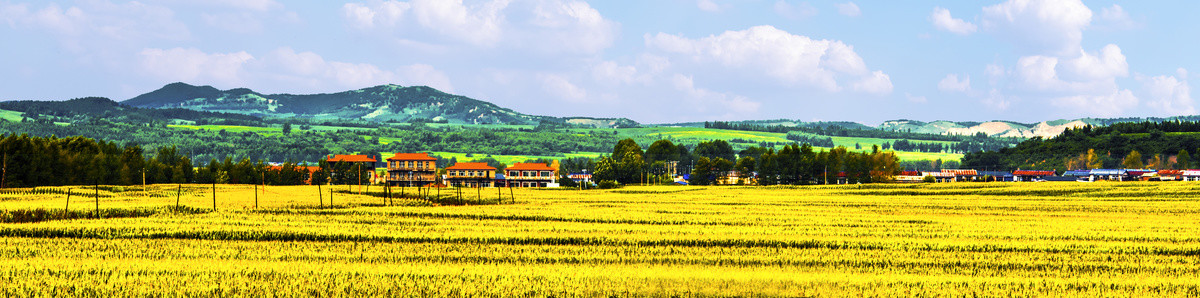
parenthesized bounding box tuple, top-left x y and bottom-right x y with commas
(2, 182, 1199, 296)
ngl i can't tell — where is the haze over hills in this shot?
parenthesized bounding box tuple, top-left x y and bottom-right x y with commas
(110, 82, 1200, 138)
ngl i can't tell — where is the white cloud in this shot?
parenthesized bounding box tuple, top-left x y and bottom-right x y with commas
(835, 2, 860, 17)
(540, 74, 587, 103)
(938, 74, 971, 93)
(1052, 89, 1137, 117)
(139, 48, 253, 85)
(1099, 4, 1136, 30)
(982, 89, 1011, 111)
(0, 1, 189, 47)
(1060, 44, 1128, 82)
(671, 74, 761, 117)
(1140, 69, 1195, 116)
(905, 93, 927, 103)
(981, 0, 1091, 56)
(592, 61, 640, 85)
(697, 0, 720, 12)
(165, 0, 282, 11)
(1011, 44, 1128, 94)
(853, 71, 893, 96)
(645, 25, 890, 95)
(929, 7, 976, 35)
(264, 47, 453, 92)
(342, 0, 616, 54)
(774, 1, 816, 20)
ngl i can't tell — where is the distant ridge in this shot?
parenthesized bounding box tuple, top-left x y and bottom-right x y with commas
(123, 83, 639, 128)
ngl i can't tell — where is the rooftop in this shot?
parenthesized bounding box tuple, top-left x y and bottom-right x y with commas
(387, 152, 437, 161)
(446, 162, 496, 171)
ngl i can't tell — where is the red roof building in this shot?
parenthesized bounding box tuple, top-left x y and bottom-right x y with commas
(504, 163, 556, 188)
(1013, 170, 1055, 176)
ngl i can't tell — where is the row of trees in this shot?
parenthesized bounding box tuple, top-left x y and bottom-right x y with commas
(0, 134, 375, 188)
(587, 138, 901, 186)
(963, 122, 1200, 171)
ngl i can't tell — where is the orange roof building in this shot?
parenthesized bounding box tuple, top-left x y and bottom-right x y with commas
(504, 163, 556, 188)
(445, 163, 497, 188)
(386, 153, 437, 187)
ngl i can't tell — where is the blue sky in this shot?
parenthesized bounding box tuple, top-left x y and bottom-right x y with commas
(1, 0, 1196, 125)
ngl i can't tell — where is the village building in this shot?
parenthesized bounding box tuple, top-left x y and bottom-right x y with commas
(921, 171, 955, 183)
(386, 153, 438, 187)
(445, 162, 496, 187)
(1012, 170, 1055, 182)
(895, 171, 924, 183)
(326, 154, 378, 183)
(1183, 170, 1200, 181)
(504, 163, 556, 187)
(977, 171, 1015, 182)
(941, 169, 978, 181)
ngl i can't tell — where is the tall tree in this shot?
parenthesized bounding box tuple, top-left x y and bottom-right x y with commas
(1177, 149, 1191, 170)
(1123, 150, 1144, 169)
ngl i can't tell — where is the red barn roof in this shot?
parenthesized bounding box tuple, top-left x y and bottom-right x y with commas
(506, 162, 554, 171)
(387, 152, 437, 161)
(327, 155, 376, 163)
(1013, 170, 1055, 176)
(446, 162, 496, 170)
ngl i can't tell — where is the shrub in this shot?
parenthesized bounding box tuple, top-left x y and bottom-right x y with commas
(597, 180, 621, 189)
(923, 175, 936, 183)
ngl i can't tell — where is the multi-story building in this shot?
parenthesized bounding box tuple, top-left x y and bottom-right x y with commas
(504, 162, 556, 187)
(386, 153, 437, 187)
(445, 162, 496, 187)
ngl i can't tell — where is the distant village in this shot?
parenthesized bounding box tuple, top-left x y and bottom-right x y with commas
(324, 153, 560, 188)
(320, 152, 1199, 188)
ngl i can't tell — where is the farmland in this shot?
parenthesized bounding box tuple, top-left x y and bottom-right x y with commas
(1, 182, 1198, 296)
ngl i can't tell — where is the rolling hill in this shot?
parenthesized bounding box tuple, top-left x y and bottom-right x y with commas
(123, 83, 639, 128)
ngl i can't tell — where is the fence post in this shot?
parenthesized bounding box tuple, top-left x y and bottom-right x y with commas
(254, 184, 258, 209)
(65, 188, 71, 212)
(176, 184, 181, 212)
(212, 182, 216, 210)
(94, 183, 99, 217)
(318, 183, 323, 208)
(509, 184, 515, 204)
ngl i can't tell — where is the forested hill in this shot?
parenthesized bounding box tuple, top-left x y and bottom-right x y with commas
(961, 121, 1200, 171)
(124, 83, 639, 128)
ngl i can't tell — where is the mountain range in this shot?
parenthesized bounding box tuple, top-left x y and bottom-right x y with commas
(77, 82, 1200, 138)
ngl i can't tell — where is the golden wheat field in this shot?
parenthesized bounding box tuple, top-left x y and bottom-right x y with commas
(1, 182, 1199, 296)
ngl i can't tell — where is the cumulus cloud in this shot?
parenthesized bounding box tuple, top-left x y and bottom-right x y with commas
(938, 74, 971, 93)
(774, 1, 816, 20)
(540, 74, 587, 103)
(0, 1, 189, 48)
(1099, 4, 1136, 30)
(264, 47, 454, 92)
(981, 0, 1091, 56)
(905, 93, 928, 103)
(139, 48, 253, 85)
(342, 0, 616, 54)
(1140, 69, 1195, 116)
(930, 7, 976, 35)
(697, 0, 720, 12)
(1052, 89, 1138, 117)
(645, 25, 891, 95)
(671, 74, 761, 117)
(835, 2, 860, 17)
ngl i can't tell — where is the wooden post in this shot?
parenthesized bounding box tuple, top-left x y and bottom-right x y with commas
(317, 183, 323, 208)
(212, 182, 216, 210)
(330, 188, 334, 207)
(94, 183, 99, 216)
(509, 184, 515, 204)
(385, 184, 390, 206)
(457, 185, 462, 205)
(254, 184, 258, 209)
(65, 188, 71, 212)
(436, 184, 441, 202)
(176, 184, 181, 212)
(498, 184, 501, 203)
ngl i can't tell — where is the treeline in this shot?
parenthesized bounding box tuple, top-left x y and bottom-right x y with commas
(0, 134, 371, 187)
(785, 132, 835, 147)
(962, 121, 1200, 171)
(584, 138, 900, 186)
